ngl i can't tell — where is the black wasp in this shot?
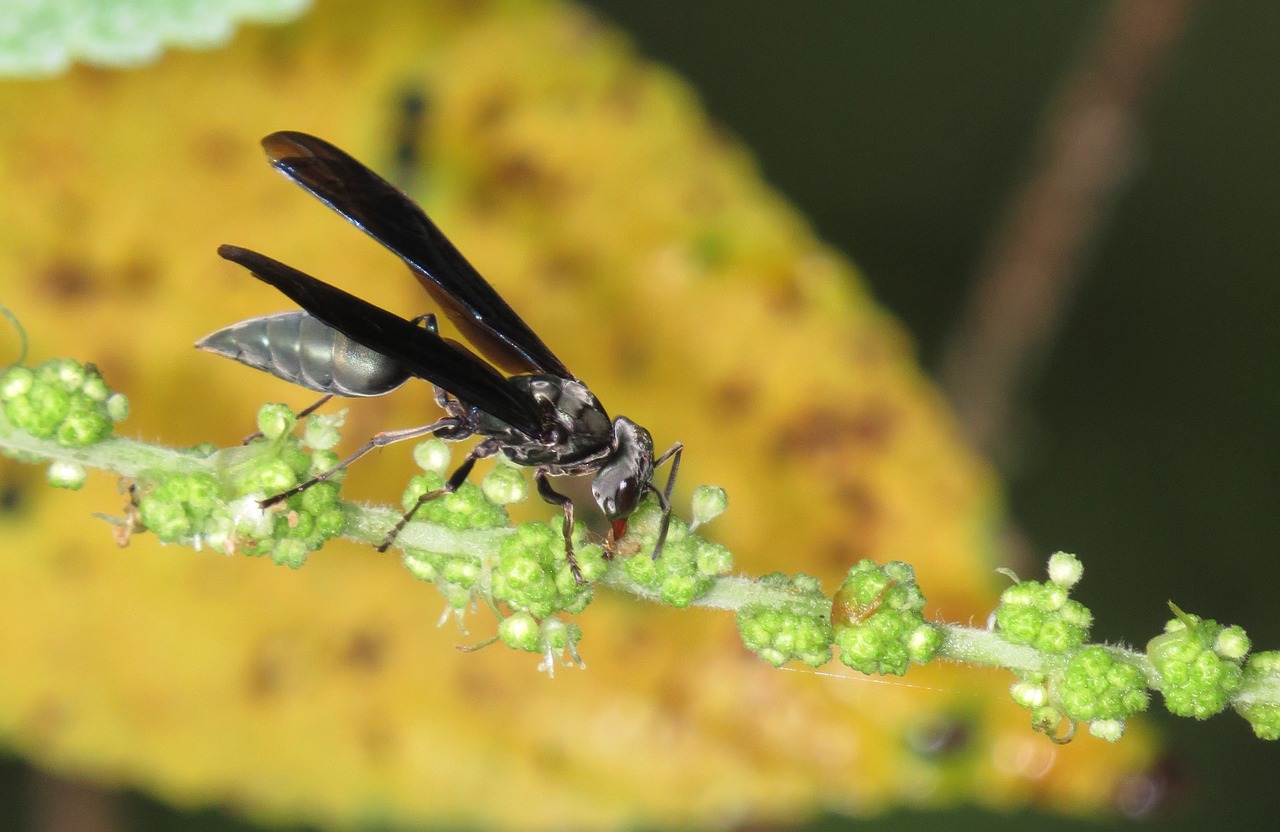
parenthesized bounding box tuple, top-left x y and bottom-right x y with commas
(198, 131, 681, 581)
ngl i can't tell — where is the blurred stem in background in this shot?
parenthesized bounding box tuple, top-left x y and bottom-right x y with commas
(940, 0, 1196, 463)
(32, 771, 119, 832)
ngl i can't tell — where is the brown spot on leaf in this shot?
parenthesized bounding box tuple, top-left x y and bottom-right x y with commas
(359, 719, 398, 763)
(537, 250, 589, 287)
(343, 628, 388, 673)
(247, 652, 282, 700)
(120, 256, 159, 296)
(19, 695, 70, 745)
(612, 336, 649, 378)
(711, 378, 758, 416)
(605, 70, 646, 121)
(38, 260, 96, 302)
(192, 129, 241, 173)
(832, 479, 880, 524)
(455, 662, 506, 707)
(774, 401, 900, 461)
(471, 88, 515, 133)
(766, 273, 805, 316)
(246, 634, 301, 700)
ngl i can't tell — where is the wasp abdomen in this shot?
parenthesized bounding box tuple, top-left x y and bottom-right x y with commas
(196, 311, 411, 397)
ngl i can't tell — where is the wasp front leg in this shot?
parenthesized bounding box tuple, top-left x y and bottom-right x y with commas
(534, 470, 583, 584)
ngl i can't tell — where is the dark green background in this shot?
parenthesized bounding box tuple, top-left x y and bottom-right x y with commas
(6, 1, 1279, 829)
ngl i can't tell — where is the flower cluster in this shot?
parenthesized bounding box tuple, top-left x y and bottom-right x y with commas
(993, 553, 1092, 653)
(491, 522, 605, 617)
(1236, 651, 1280, 740)
(1, 359, 129, 489)
(1055, 646, 1149, 741)
(737, 573, 834, 668)
(831, 560, 942, 676)
(1147, 606, 1248, 720)
(619, 498, 734, 607)
(137, 404, 346, 567)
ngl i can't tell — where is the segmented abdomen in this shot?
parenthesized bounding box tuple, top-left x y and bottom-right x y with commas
(196, 311, 411, 397)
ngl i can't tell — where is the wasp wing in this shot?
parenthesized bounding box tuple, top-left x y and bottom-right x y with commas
(217, 245, 544, 438)
(259, 131, 574, 380)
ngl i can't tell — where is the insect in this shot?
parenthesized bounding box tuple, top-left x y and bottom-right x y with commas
(197, 131, 681, 581)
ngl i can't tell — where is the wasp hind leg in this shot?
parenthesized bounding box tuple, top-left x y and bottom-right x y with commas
(263, 417, 462, 509)
(377, 439, 498, 552)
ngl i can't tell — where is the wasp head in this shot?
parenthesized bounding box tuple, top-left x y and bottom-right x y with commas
(591, 416, 655, 539)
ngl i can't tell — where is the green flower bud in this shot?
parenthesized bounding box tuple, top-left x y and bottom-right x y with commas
(907, 622, 943, 664)
(694, 540, 733, 577)
(55, 406, 112, 447)
(660, 573, 699, 607)
(737, 605, 835, 669)
(41, 359, 85, 391)
(315, 508, 345, 538)
(413, 439, 452, 474)
(1215, 625, 1251, 661)
(0, 366, 34, 398)
(299, 481, 341, 514)
(271, 538, 309, 569)
(304, 410, 344, 450)
(139, 496, 192, 542)
(46, 460, 87, 490)
(254, 459, 300, 495)
(689, 485, 727, 528)
(1236, 651, 1280, 740)
(482, 464, 527, 505)
(1011, 680, 1049, 709)
(1088, 719, 1125, 742)
(256, 403, 296, 440)
(994, 577, 1091, 653)
(402, 551, 440, 582)
(499, 612, 541, 652)
(105, 392, 129, 422)
(308, 449, 342, 478)
(80, 374, 111, 402)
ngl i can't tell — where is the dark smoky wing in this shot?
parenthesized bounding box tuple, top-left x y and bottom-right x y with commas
(259, 131, 574, 380)
(217, 245, 543, 437)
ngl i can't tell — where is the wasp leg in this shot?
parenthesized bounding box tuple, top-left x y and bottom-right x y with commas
(409, 314, 464, 415)
(535, 470, 583, 584)
(649, 441, 683, 560)
(262, 416, 464, 508)
(377, 438, 498, 552)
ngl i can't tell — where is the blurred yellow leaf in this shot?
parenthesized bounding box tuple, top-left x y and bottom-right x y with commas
(0, 0, 1158, 828)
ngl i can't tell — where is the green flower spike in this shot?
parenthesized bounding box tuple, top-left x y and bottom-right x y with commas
(138, 404, 346, 567)
(993, 568, 1092, 654)
(737, 573, 834, 668)
(1056, 646, 1149, 739)
(491, 521, 604, 618)
(1235, 651, 1280, 740)
(1, 359, 127, 452)
(831, 560, 941, 676)
(621, 497, 733, 607)
(1147, 604, 1247, 720)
